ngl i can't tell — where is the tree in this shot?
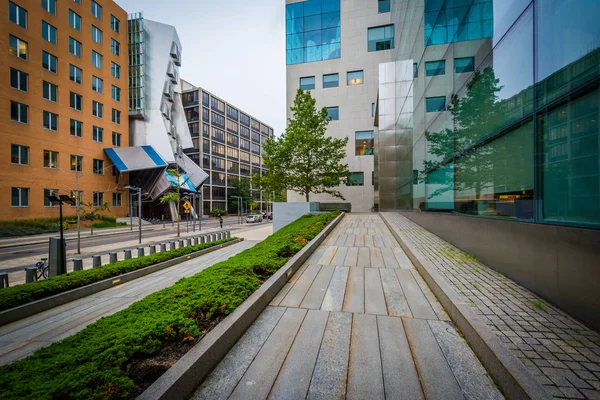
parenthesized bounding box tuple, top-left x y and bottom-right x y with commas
(254, 89, 350, 202)
(227, 178, 251, 213)
(79, 201, 110, 236)
(249, 201, 258, 212)
(159, 168, 190, 237)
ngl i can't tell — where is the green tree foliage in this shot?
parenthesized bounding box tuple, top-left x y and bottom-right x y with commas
(255, 89, 350, 202)
(79, 201, 110, 236)
(227, 178, 251, 213)
(159, 168, 191, 237)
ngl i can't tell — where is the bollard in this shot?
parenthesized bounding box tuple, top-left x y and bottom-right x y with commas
(178, 239, 184, 248)
(186, 238, 193, 247)
(149, 245, 156, 254)
(138, 247, 145, 257)
(124, 249, 132, 260)
(25, 267, 37, 283)
(218, 232, 223, 240)
(226, 231, 231, 238)
(170, 241, 176, 251)
(109, 252, 118, 264)
(194, 237, 199, 245)
(160, 243, 167, 252)
(0, 272, 9, 289)
(200, 235, 206, 244)
(92, 255, 102, 268)
(73, 258, 83, 271)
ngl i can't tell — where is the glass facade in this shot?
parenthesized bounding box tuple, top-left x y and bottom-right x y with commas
(386, 0, 600, 229)
(286, 0, 341, 65)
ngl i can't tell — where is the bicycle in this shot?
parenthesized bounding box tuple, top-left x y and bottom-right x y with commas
(35, 258, 49, 280)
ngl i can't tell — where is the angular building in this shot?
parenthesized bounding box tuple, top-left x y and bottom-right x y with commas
(181, 82, 275, 215)
(1, 0, 130, 219)
(376, 0, 600, 329)
(285, 0, 394, 212)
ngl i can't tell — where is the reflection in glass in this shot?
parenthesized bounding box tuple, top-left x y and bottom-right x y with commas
(355, 131, 374, 155)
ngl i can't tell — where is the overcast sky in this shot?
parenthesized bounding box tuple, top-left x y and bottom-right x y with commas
(116, 0, 287, 136)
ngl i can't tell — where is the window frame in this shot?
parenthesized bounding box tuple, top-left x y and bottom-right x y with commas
(299, 76, 316, 90)
(9, 35, 28, 60)
(111, 62, 120, 78)
(11, 144, 29, 165)
(10, 68, 28, 92)
(93, 158, 104, 174)
(9, 1, 27, 28)
(92, 126, 103, 142)
(70, 119, 83, 137)
(425, 60, 446, 77)
(92, 75, 103, 93)
(92, 100, 103, 118)
(111, 85, 121, 101)
(43, 149, 59, 169)
(323, 73, 339, 88)
(347, 70, 364, 85)
(70, 91, 82, 111)
(112, 109, 121, 124)
(112, 192, 122, 207)
(112, 132, 121, 146)
(425, 96, 447, 112)
(326, 106, 340, 121)
(43, 111, 58, 131)
(44, 188, 59, 207)
(69, 9, 81, 31)
(69, 64, 82, 84)
(91, 25, 103, 44)
(70, 154, 83, 172)
(10, 101, 28, 124)
(42, 21, 58, 45)
(11, 187, 29, 207)
(42, 50, 58, 73)
(110, 15, 120, 33)
(367, 24, 395, 52)
(454, 57, 475, 73)
(92, 50, 102, 69)
(110, 38, 120, 56)
(91, 0, 102, 19)
(42, 0, 56, 15)
(69, 37, 82, 58)
(42, 81, 58, 102)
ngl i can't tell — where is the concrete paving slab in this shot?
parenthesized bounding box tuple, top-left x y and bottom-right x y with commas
(343, 247, 358, 267)
(343, 267, 364, 314)
(330, 246, 348, 266)
(300, 266, 335, 309)
(370, 246, 385, 268)
(320, 266, 349, 312)
(364, 268, 388, 315)
(279, 265, 321, 308)
(380, 268, 412, 318)
(396, 269, 437, 320)
(347, 313, 385, 399)
(357, 247, 370, 267)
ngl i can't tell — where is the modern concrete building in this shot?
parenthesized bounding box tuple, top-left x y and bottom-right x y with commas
(376, 0, 600, 329)
(181, 82, 275, 215)
(1, 0, 129, 220)
(285, 0, 393, 212)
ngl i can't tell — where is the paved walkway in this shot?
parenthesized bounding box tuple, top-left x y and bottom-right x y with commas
(0, 239, 261, 366)
(381, 212, 600, 400)
(194, 214, 503, 400)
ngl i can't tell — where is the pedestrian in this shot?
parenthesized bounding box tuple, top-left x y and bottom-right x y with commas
(219, 217, 223, 229)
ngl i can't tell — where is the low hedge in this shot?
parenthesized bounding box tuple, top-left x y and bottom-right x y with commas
(0, 218, 61, 237)
(0, 212, 338, 399)
(0, 238, 236, 312)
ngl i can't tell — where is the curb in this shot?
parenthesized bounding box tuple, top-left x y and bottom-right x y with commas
(138, 212, 345, 400)
(380, 213, 550, 400)
(0, 239, 243, 327)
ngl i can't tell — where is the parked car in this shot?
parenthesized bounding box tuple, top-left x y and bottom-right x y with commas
(246, 215, 263, 223)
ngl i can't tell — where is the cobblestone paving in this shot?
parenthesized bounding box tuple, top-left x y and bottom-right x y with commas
(381, 212, 600, 400)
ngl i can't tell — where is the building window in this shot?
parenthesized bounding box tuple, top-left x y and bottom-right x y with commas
(42, 51, 57, 72)
(92, 76, 103, 93)
(201, 91, 210, 107)
(111, 62, 120, 78)
(92, 25, 102, 44)
(10, 101, 28, 123)
(327, 106, 339, 121)
(73, 0, 81, 4)
(42, 21, 57, 44)
(9, 2, 27, 28)
(347, 172, 364, 186)
(70, 190, 83, 206)
(42, 0, 56, 15)
(44, 189, 59, 207)
(300, 76, 315, 90)
(212, 112, 225, 129)
(455, 57, 474, 73)
(112, 109, 121, 124)
(226, 105, 238, 121)
(12, 188, 29, 207)
(70, 155, 83, 171)
(424, 0, 493, 46)
(69, 37, 82, 58)
(368, 25, 395, 52)
(70, 64, 82, 84)
(93, 191, 104, 206)
(425, 96, 446, 112)
(70, 92, 82, 110)
(323, 73, 339, 88)
(93, 158, 104, 174)
(69, 10, 81, 31)
(413, 63, 418, 78)
(210, 96, 225, 114)
(92, 126, 103, 142)
(110, 15, 120, 33)
(11, 144, 29, 165)
(10, 68, 28, 92)
(9, 35, 28, 60)
(347, 70, 364, 85)
(42, 81, 58, 102)
(111, 86, 121, 101)
(372, 103, 375, 117)
(240, 112, 250, 127)
(91, 0, 102, 19)
(70, 119, 82, 137)
(112, 132, 121, 146)
(110, 39, 120, 56)
(112, 193, 122, 207)
(92, 51, 102, 69)
(425, 60, 445, 76)
(378, 0, 390, 13)
(355, 131, 374, 155)
(43, 111, 58, 131)
(92, 101, 103, 118)
(43, 150, 58, 168)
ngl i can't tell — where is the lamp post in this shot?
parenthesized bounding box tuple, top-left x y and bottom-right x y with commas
(47, 194, 75, 276)
(232, 195, 242, 225)
(125, 185, 142, 244)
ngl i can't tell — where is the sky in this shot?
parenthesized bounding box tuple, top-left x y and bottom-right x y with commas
(116, 0, 287, 136)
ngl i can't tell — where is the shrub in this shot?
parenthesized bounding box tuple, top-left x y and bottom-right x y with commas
(0, 212, 339, 399)
(210, 209, 227, 217)
(100, 215, 117, 223)
(91, 221, 127, 229)
(0, 218, 64, 238)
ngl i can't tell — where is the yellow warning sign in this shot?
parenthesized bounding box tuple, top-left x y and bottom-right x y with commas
(184, 209, 190, 214)
(183, 201, 191, 210)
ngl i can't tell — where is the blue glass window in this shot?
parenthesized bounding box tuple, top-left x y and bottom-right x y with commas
(413, 63, 418, 78)
(323, 73, 339, 88)
(300, 76, 315, 90)
(355, 131, 374, 155)
(426, 96, 446, 112)
(454, 57, 474, 73)
(378, 0, 390, 13)
(425, 60, 445, 76)
(368, 25, 395, 52)
(347, 70, 364, 85)
(424, 0, 493, 46)
(327, 106, 339, 120)
(304, 0, 321, 16)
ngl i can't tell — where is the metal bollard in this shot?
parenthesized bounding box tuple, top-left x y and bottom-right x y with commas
(25, 267, 37, 283)
(194, 237, 199, 245)
(149, 245, 156, 254)
(160, 243, 167, 252)
(109, 252, 118, 264)
(186, 238, 193, 247)
(226, 231, 231, 238)
(138, 247, 145, 257)
(73, 258, 83, 271)
(124, 249, 132, 260)
(178, 239, 184, 248)
(92, 255, 102, 268)
(200, 235, 206, 244)
(0, 272, 9, 289)
(170, 241, 176, 250)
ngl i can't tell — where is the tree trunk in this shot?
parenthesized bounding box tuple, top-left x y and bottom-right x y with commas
(305, 191, 310, 202)
(176, 204, 180, 238)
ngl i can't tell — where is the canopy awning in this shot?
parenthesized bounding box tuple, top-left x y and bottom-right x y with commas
(176, 153, 209, 188)
(104, 146, 167, 172)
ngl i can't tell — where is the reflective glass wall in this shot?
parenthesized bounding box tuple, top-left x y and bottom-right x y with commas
(390, 0, 600, 228)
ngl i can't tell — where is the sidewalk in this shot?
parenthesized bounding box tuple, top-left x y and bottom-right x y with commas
(381, 212, 600, 400)
(194, 214, 503, 399)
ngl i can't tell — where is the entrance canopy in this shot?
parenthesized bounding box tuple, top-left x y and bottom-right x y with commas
(104, 146, 167, 172)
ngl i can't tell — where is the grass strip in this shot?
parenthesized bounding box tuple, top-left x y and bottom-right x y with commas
(0, 212, 338, 399)
(0, 238, 236, 312)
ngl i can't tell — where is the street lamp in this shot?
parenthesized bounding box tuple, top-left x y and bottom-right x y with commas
(231, 195, 242, 225)
(125, 185, 144, 244)
(47, 194, 76, 276)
